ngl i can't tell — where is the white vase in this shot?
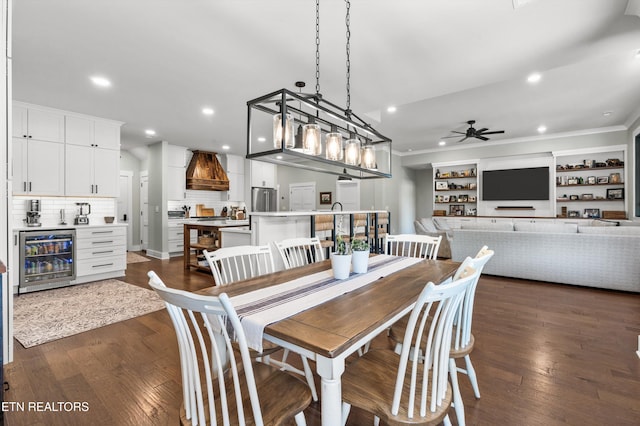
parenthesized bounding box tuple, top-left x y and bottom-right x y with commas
(352, 250, 369, 274)
(330, 252, 352, 279)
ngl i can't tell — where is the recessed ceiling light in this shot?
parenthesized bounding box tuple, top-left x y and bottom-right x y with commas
(527, 72, 542, 84)
(276, 155, 283, 160)
(537, 125, 547, 133)
(202, 107, 214, 116)
(438, 140, 446, 146)
(257, 137, 266, 142)
(145, 129, 156, 136)
(387, 106, 397, 113)
(90, 75, 111, 87)
(222, 145, 230, 150)
(603, 111, 612, 117)
(407, 148, 413, 152)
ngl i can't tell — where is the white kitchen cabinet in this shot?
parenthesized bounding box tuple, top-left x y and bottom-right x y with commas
(12, 137, 65, 196)
(226, 154, 245, 202)
(73, 226, 126, 283)
(251, 160, 276, 188)
(12, 104, 64, 143)
(168, 224, 185, 254)
(65, 115, 121, 149)
(65, 145, 120, 197)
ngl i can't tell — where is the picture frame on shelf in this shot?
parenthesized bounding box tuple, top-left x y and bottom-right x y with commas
(442, 195, 450, 203)
(469, 195, 477, 202)
(458, 194, 468, 202)
(606, 188, 624, 199)
(320, 191, 332, 205)
(469, 183, 477, 190)
(569, 195, 579, 200)
(436, 195, 444, 203)
(581, 193, 594, 200)
(584, 208, 600, 218)
(586, 176, 596, 185)
(609, 173, 621, 183)
(596, 176, 609, 184)
(449, 204, 465, 216)
(568, 210, 580, 217)
(435, 181, 448, 190)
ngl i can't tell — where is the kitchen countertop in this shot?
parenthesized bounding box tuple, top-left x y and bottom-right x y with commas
(13, 223, 128, 231)
(248, 210, 387, 217)
(219, 226, 251, 234)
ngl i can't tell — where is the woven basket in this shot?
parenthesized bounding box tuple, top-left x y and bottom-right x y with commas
(198, 236, 215, 246)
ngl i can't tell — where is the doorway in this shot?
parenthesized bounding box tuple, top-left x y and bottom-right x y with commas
(140, 171, 149, 250)
(118, 171, 133, 250)
(289, 182, 316, 211)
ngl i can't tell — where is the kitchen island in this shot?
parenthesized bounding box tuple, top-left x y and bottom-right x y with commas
(182, 219, 249, 271)
(249, 210, 389, 253)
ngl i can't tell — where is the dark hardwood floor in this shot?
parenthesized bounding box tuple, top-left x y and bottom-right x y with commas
(4, 254, 640, 425)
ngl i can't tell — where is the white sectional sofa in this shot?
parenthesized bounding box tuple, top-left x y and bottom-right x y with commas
(449, 220, 640, 292)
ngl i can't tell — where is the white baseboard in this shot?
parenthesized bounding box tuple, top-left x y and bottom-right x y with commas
(146, 249, 170, 260)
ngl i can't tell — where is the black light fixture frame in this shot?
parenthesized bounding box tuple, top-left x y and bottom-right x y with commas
(246, 88, 392, 179)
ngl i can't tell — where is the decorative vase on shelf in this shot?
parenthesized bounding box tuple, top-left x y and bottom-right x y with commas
(330, 252, 352, 279)
(351, 237, 370, 274)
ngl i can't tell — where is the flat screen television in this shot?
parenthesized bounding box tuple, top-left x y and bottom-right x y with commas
(482, 167, 549, 201)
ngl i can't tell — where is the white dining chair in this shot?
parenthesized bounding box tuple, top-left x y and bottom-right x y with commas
(388, 246, 494, 426)
(202, 245, 319, 401)
(384, 234, 442, 259)
(275, 237, 324, 269)
(147, 271, 312, 426)
(340, 267, 479, 426)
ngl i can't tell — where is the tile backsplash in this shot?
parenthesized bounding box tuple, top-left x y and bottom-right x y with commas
(168, 190, 246, 216)
(12, 196, 116, 228)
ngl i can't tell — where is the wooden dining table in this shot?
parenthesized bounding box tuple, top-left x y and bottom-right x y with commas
(198, 257, 460, 426)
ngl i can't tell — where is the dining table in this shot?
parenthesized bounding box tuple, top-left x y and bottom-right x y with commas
(198, 255, 460, 426)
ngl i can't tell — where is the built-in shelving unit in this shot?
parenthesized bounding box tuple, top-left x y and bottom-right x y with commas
(432, 162, 478, 216)
(554, 147, 626, 219)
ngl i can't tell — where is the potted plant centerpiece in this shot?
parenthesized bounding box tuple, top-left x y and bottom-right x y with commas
(351, 237, 370, 273)
(330, 219, 352, 279)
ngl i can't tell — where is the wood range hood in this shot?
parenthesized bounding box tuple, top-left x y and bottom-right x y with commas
(185, 150, 229, 191)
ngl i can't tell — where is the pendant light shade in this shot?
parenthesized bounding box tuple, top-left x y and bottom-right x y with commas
(361, 144, 376, 169)
(325, 127, 343, 161)
(273, 113, 295, 149)
(344, 136, 361, 166)
(302, 120, 322, 155)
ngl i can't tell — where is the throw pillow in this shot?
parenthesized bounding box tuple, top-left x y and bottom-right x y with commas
(432, 217, 451, 231)
(420, 218, 438, 233)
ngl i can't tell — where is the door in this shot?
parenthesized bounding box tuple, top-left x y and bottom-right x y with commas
(118, 171, 133, 250)
(140, 171, 149, 250)
(289, 182, 315, 211)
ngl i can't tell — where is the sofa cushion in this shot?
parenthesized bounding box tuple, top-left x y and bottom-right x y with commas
(432, 217, 451, 231)
(461, 222, 514, 231)
(420, 218, 438, 233)
(514, 222, 578, 233)
(578, 226, 640, 235)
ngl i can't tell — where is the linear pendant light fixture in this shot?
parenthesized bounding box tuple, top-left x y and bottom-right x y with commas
(246, 0, 391, 179)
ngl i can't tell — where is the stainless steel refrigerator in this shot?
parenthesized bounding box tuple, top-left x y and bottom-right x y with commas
(251, 187, 277, 212)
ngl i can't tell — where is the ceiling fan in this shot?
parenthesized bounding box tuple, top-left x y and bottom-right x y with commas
(444, 120, 505, 142)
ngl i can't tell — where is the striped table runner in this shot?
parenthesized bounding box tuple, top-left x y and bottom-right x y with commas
(230, 254, 422, 352)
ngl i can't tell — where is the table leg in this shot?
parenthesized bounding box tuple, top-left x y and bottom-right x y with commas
(316, 355, 345, 426)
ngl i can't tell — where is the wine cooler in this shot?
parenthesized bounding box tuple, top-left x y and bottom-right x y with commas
(19, 230, 76, 293)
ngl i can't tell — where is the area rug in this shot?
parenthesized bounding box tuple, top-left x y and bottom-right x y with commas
(127, 251, 151, 264)
(13, 279, 166, 348)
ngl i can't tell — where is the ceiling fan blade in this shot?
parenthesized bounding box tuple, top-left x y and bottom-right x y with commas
(457, 136, 469, 143)
(475, 128, 488, 133)
(475, 135, 489, 141)
(478, 130, 505, 135)
(442, 134, 465, 139)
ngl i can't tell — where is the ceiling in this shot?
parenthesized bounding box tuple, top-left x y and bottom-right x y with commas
(12, 0, 640, 160)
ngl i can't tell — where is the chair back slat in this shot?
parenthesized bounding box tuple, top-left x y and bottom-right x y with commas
(203, 245, 275, 286)
(452, 246, 494, 351)
(275, 237, 324, 269)
(384, 234, 442, 259)
(148, 271, 263, 425)
(392, 269, 478, 418)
